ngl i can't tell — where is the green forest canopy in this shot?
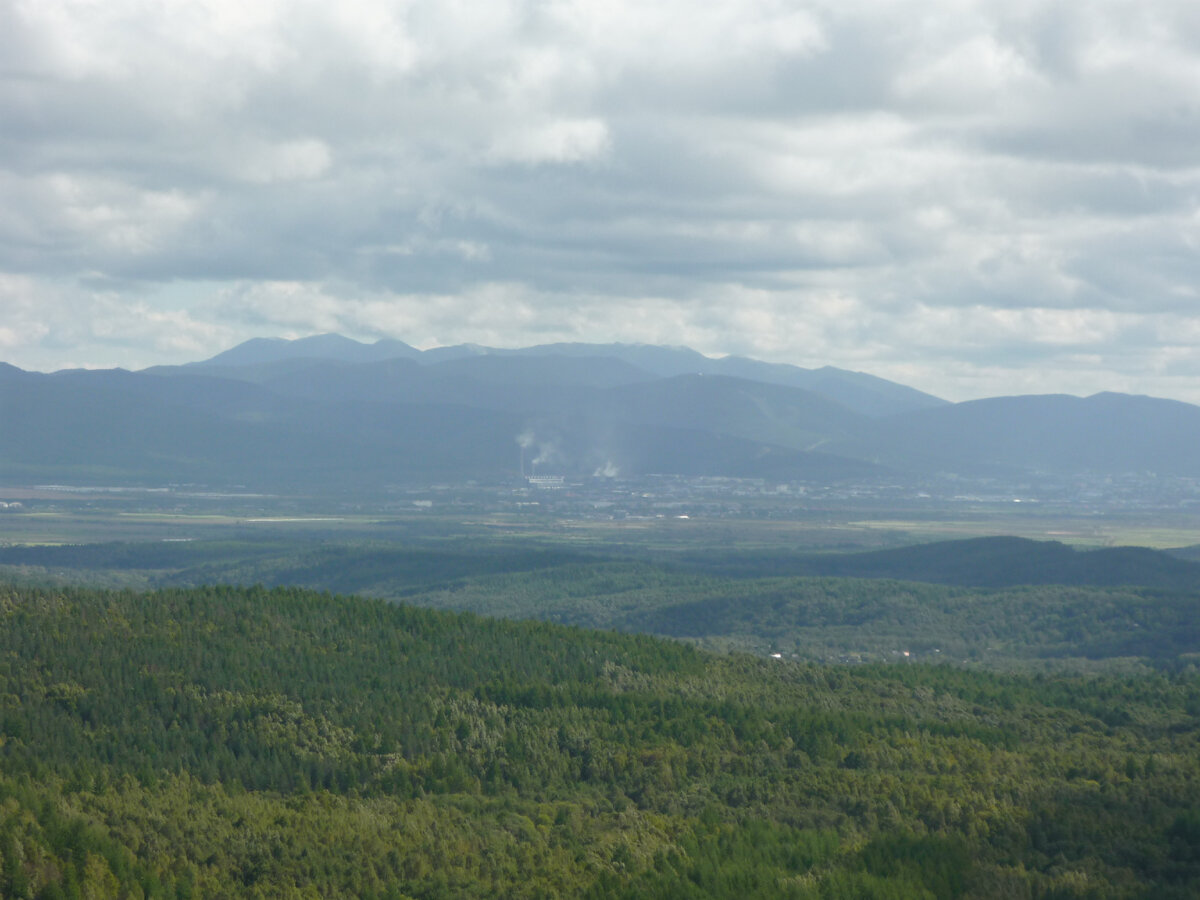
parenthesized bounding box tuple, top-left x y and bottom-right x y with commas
(0, 582, 1198, 898)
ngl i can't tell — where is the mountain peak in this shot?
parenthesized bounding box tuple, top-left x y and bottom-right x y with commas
(193, 334, 421, 368)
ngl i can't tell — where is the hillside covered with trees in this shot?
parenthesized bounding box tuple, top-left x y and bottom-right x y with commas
(0, 582, 1198, 897)
(4, 537, 1198, 668)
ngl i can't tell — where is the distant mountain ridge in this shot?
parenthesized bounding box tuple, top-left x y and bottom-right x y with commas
(187, 334, 947, 418)
(6, 334, 1200, 488)
(195, 334, 423, 367)
(857, 391, 1200, 476)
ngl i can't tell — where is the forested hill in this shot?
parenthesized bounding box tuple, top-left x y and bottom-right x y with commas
(4, 536, 1199, 666)
(7, 534, 1197, 593)
(676, 535, 1200, 589)
(1, 581, 1198, 897)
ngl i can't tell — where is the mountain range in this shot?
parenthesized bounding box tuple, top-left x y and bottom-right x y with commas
(4, 335, 1200, 489)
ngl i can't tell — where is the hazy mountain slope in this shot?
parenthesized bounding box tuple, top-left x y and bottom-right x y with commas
(3, 363, 879, 486)
(598, 373, 872, 451)
(450, 340, 712, 375)
(705, 358, 946, 416)
(243, 364, 875, 453)
(485, 343, 947, 415)
(0, 366, 293, 483)
(0, 365, 524, 486)
(424, 353, 656, 389)
(148, 356, 883, 456)
(433, 343, 948, 417)
(249, 355, 655, 409)
(185, 335, 945, 417)
(866, 392, 1200, 476)
(194, 333, 421, 367)
(13, 342, 1200, 484)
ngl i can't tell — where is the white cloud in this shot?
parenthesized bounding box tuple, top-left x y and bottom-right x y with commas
(0, 274, 52, 349)
(0, 173, 201, 261)
(3, 0, 1200, 403)
(0, 275, 236, 370)
(230, 138, 333, 184)
(894, 33, 1041, 110)
(486, 118, 611, 166)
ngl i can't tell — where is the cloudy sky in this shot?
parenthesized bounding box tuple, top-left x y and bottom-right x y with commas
(2, 0, 1200, 402)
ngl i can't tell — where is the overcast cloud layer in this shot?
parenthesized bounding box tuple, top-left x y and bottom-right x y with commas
(3, 0, 1200, 401)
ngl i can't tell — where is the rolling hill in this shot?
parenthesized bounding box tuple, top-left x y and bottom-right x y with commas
(4, 535, 1198, 665)
(0, 579, 1195, 896)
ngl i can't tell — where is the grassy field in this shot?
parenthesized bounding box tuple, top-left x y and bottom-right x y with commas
(6, 506, 1200, 550)
(0, 510, 393, 545)
(5, 481, 1200, 551)
(844, 517, 1200, 549)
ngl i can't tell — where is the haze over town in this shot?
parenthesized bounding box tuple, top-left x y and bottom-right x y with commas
(3, 1, 1200, 403)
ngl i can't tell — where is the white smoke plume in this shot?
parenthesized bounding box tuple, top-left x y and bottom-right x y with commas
(532, 440, 560, 468)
